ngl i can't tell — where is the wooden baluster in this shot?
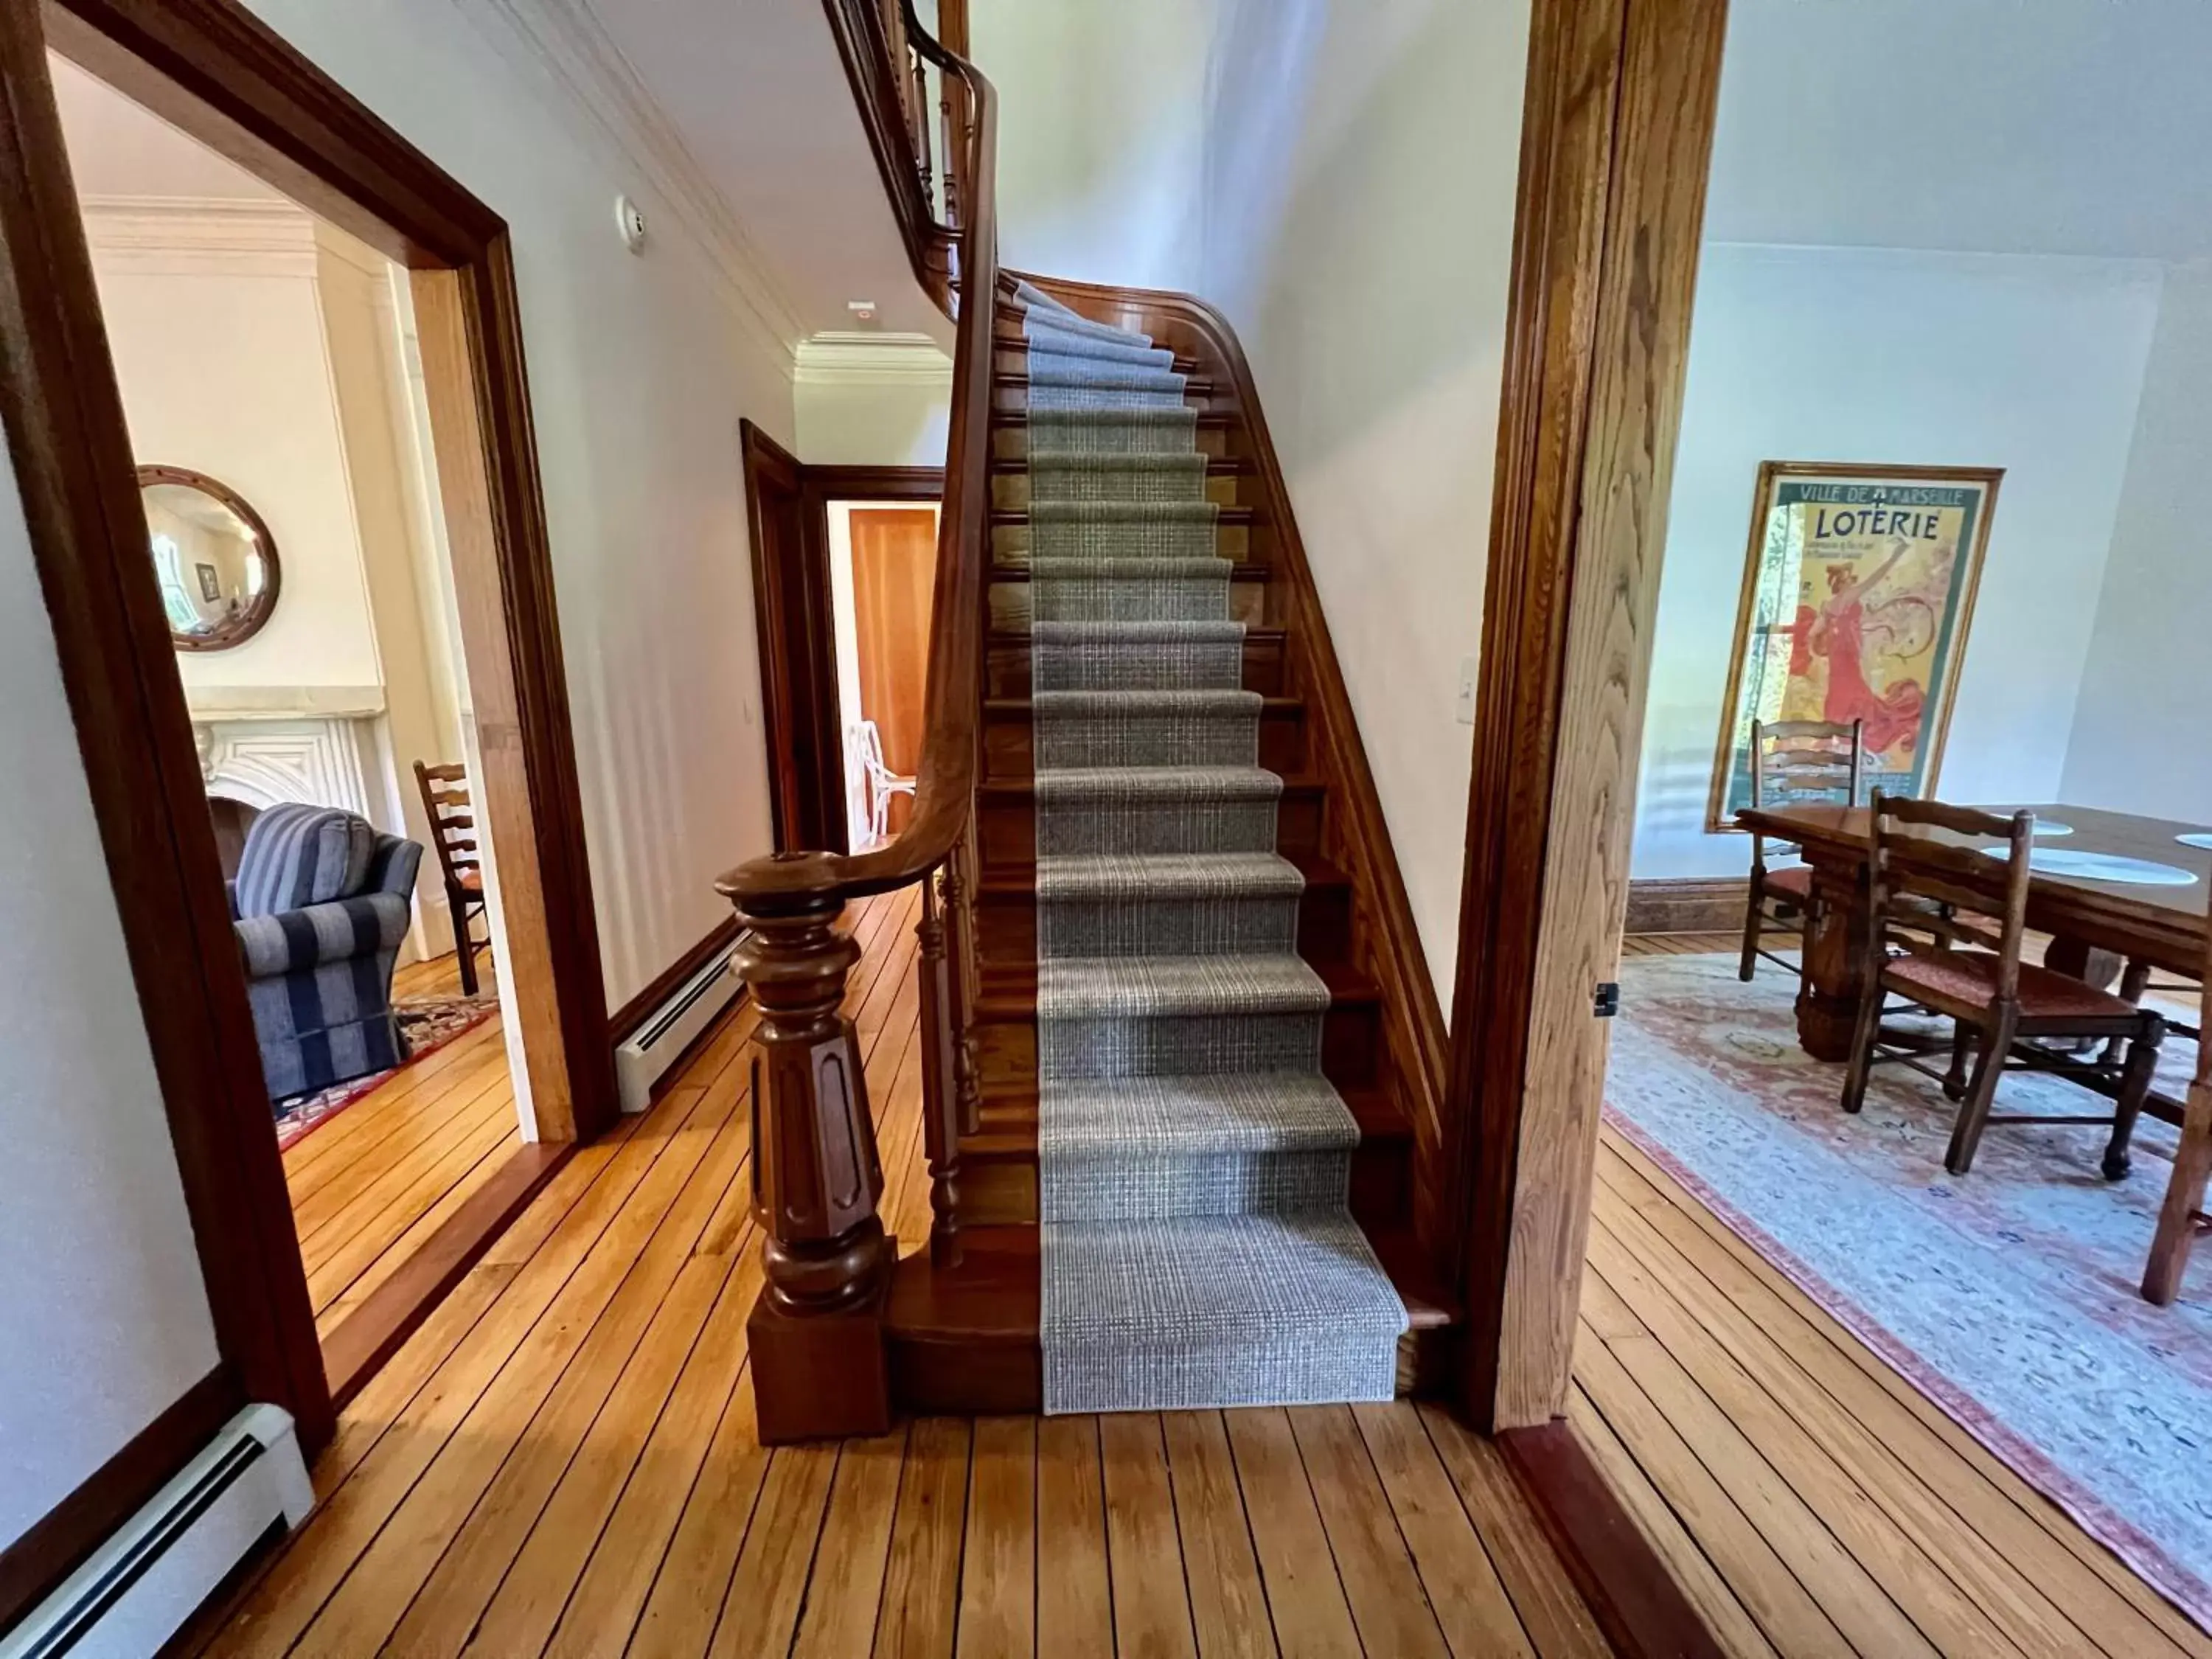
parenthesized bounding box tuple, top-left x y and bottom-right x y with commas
(731, 861, 892, 1443)
(917, 868, 964, 1264)
(941, 837, 982, 1135)
(911, 54, 936, 216)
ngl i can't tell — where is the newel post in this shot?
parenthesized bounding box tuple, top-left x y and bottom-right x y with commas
(726, 852, 892, 1444)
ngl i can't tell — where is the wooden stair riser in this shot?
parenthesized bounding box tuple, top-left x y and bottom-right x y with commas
(993, 369, 1220, 403)
(970, 991, 1383, 1093)
(973, 874, 1352, 973)
(982, 698, 1308, 782)
(975, 779, 1326, 869)
(989, 467, 1245, 512)
(985, 627, 1286, 698)
(992, 417, 1230, 460)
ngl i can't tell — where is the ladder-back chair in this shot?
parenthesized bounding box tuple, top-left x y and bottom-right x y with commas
(412, 759, 489, 996)
(1840, 792, 2166, 1178)
(2142, 922, 2212, 1304)
(1739, 717, 1863, 981)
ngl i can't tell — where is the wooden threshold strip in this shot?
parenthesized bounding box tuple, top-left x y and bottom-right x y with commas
(1503, 1419, 1729, 1659)
(319, 1141, 572, 1410)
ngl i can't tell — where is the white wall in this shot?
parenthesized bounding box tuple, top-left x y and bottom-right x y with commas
(1633, 244, 2162, 879)
(87, 206, 383, 697)
(972, 0, 1530, 995)
(235, 0, 796, 1011)
(0, 464, 222, 1557)
(2062, 262, 2212, 824)
(792, 336, 953, 467)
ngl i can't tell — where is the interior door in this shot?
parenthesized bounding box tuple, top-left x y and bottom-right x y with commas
(848, 506, 939, 838)
(740, 421, 848, 854)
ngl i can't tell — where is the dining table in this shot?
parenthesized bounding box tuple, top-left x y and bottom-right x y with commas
(1733, 801, 2210, 1083)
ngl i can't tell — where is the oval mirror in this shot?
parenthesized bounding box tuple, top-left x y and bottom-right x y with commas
(138, 465, 280, 653)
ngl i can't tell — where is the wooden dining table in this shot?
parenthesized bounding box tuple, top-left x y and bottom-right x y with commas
(1735, 801, 2210, 1068)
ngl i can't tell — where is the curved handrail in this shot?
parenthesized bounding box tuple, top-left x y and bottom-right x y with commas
(719, 1, 996, 916)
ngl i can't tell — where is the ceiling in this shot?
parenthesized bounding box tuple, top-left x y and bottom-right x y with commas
(49, 54, 282, 203)
(1709, 0, 2212, 262)
(577, 0, 947, 341)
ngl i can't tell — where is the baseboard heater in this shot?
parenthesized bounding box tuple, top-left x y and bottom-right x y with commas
(1, 1405, 312, 1659)
(615, 933, 748, 1113)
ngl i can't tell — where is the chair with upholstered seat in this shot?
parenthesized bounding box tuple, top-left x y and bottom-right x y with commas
(232, 803, 422, 1103)
(1840, 793, 2166, 1178)
(413, 759, 489, 995)
(1739, 718, 1863, 981)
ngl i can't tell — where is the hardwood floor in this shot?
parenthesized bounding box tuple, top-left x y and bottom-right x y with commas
(282, 953, 512, 1343)
(203, 889, 1608, 1658)
(1593, 935, 2212, 1658)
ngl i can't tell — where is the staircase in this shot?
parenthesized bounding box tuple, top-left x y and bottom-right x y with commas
(883, 273, 1457, 1414)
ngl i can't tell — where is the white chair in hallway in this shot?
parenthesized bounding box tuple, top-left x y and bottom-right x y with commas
(852, 717, 914, 846)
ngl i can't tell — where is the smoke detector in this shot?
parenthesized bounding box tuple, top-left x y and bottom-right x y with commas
(614, 195, 647, 254)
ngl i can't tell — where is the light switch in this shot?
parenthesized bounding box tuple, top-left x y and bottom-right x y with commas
(1455, 655, 1478, 725)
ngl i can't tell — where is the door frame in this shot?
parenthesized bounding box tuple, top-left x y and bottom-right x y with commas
(740, 426, 942, 855)
(0, 0, 616, 1605)
(1447, 0, 1728, 1433)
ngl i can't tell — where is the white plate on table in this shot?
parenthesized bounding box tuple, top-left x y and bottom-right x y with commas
(1978, 846, 2202, 886)
(2179, 832, 2212, 851)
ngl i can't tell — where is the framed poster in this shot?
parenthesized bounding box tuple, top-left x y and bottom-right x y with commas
(1707, 461, 2001, 831)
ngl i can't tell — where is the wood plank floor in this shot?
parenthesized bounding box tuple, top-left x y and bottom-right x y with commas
(204, 890, 1606, 1658)
(1593, 934, 2212, 1658)
(282, 953, 515, 1343)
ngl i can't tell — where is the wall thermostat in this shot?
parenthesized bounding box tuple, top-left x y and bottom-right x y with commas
(614, 195, 647, 254)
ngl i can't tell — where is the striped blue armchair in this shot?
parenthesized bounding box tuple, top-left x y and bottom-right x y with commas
(232, 804, 423, 1104)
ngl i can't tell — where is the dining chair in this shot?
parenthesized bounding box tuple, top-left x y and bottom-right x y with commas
(412, 759, 489, 996)
(1839, 792, 2167, 1178)
(853, 717, 915, 844)
(2141, 931, 2212, 1304)
(1739, 718, 1863, 981)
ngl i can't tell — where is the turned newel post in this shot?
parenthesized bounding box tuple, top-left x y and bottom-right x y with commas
(724, 852, 892, 1444)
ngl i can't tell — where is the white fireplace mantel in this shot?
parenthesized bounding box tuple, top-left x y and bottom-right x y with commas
(187, 686, 388, 821)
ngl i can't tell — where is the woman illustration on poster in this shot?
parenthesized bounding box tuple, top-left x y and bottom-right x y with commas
(1787, 532, 1943, 762)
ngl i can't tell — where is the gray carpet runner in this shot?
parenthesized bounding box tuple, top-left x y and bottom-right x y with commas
(1018, 279, 1408, 1413)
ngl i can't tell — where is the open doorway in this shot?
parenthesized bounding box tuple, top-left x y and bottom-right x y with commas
(2, 9, 616, 1441)
(740, 426, 942, 856)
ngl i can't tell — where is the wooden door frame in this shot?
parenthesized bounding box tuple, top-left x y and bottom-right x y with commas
(0, 0, 616, 1612)
(740, 427, 943, 855)
(1447, 0, 1728, 1433)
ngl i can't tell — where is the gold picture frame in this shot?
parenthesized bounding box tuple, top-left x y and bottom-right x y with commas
(1706, 460, 2002, 832)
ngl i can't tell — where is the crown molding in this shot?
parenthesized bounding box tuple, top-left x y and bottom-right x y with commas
(456, 0, 808, 373)
(795, 330, 954, 386)
(78, 195, 318, 277)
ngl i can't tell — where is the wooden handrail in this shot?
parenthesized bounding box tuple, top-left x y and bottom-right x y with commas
(719, 1, 995, 917)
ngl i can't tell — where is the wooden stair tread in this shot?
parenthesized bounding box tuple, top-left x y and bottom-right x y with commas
(986, 453, 1247, 476)
(973, 955, 1381, 1019)
(984, 692, 1298, 715)
(990, 505, 1254, 527)
(978, 770, 1322, 799)
(964, 1079, 1411, 1150)
(993, 368, 1218, 397)
(990, 557, 1268, 581)
(975, 850, 1350, 897)
(886, 1224, 1454, 1338)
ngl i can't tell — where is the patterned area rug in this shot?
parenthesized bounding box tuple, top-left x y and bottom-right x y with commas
(1018, 280, 1407, 1413)
(1609, 951, 2211, 1630)
(273, 995, 499, 1151)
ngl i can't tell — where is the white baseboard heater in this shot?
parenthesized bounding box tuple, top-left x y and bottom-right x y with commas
(1, 1405, 312, 1659)
(616, 933, 748, 1113)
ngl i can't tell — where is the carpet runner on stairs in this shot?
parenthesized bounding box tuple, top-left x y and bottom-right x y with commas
(1016, 279, 1409, 1413)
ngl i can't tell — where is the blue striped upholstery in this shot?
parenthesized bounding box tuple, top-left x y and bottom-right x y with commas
(232, 806, 425, 1103)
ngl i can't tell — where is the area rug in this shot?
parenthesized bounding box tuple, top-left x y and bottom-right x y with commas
(1608, 951, 2212, 1630)
(273, 995, 499, 1151)
(1018, 279, 1407, 1413)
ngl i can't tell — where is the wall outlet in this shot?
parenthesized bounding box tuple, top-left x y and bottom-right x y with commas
(1455, 655, 1478, 725)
